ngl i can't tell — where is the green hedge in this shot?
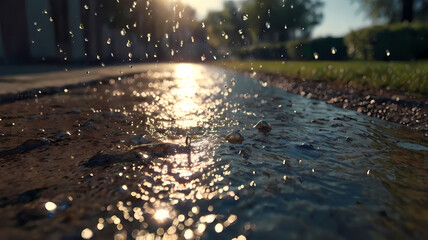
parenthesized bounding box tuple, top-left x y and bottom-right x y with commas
(285, 37, 347, 60)
(234, 37, 347, 60)
(344, 22, 428, 61)
(234, 43, 287, 60)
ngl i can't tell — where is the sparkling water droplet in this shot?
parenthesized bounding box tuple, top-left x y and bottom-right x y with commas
(313, 52, 319, 60)
(126, 40, 131, 47)
(106, 38, 111, 44)
(331, 47, 337, 55)
(84, 5, 89, 10)
(128, 52, 133, 58)
(120, 28, 126, 36)
(265, 22, 271, 29)
(386, 49, 391, 57)
(79, 24, 84, 29)
(242, 13, 249, 21)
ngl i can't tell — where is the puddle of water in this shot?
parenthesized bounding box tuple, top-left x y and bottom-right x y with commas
(0, 64, 427, 239)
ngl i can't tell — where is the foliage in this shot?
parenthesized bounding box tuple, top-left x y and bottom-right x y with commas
(354, 0, 428, 23)
(344, 22, 428, 60)
(204, 0, 324, 48)
(233, 37, 346, 60)
(218, 60, 428, 95)
(285, 37, 347, 60)
(241, 0, 324, 43)
(205, 2, 250, 48)
(234, 42, 286, 59)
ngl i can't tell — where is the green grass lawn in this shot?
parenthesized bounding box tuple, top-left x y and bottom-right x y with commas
(215, 60, 428, 97)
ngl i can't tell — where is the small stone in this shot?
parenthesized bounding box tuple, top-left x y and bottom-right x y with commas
(52, 131, 71, 141)
(253, 120, 272, 132)
(225, 131, 244, 144)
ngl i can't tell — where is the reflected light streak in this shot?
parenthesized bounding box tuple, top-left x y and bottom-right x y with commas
(171, 64, 201, 129)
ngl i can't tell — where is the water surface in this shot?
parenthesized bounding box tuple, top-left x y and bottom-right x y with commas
(0, 64, 427, 240)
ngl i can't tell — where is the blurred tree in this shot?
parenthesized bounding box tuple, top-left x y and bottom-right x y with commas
(242, 0, 324, 43)
(205, 1, 251, 48)
(355, 0, 428, 23)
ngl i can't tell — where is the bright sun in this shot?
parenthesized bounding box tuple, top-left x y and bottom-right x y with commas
(178, 0, 227, 19)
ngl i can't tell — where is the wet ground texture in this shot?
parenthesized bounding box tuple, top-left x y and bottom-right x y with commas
(246, 72, 428, 134)
(0, 64, 427, 240)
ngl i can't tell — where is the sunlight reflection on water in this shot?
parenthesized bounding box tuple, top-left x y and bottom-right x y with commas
(0, 64, 427, 240)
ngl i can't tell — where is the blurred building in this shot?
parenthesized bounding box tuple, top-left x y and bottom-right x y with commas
(0, 0, 85, 64)
(0, 0, 212, 65)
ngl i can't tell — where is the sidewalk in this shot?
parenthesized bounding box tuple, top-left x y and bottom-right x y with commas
(0, 63, 166, 95)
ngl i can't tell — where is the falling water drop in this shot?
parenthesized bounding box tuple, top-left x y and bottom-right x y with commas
(120, 28, 126, 36)
(242, 13, 249, 21)
(331, 47, 337, 55)
(106, 38, 111, 45)
(313, 52, 319, 60)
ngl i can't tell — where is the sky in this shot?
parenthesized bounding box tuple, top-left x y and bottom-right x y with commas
(181, 0, 372, 37)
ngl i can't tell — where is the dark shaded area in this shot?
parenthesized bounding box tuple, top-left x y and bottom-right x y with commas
(0, 0, 30, 63)
(0, 138, 51, 158)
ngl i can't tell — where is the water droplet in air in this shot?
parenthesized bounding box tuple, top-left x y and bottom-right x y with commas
(79, 24, 84, 29)
(313, 52, 319, 60)
(120, 28, 126, 36)
(265, 22, 271, 29)
(84, 5, 89, 10)
(128, 52, 133, 58)
(126, 40, 132, 47)
(386, 50, 391, 57)
(331, 47, 337, 55)
(106, 38, 111, 44)
(242, 13, 249, 21)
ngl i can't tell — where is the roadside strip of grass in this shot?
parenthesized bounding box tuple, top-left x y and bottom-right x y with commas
(215, 60, 428, 97)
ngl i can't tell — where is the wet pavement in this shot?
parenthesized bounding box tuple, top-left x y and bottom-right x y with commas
(0, 64, 427, 240)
